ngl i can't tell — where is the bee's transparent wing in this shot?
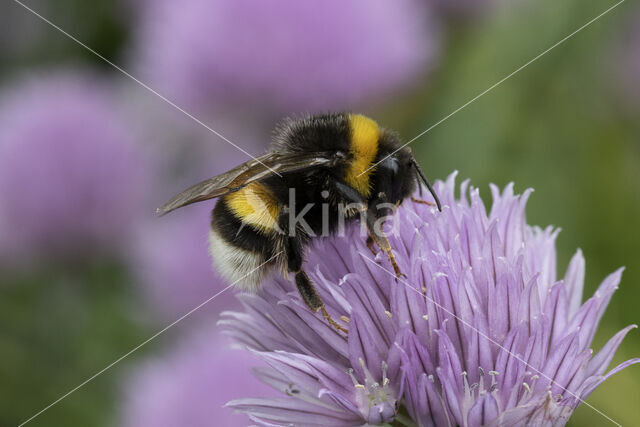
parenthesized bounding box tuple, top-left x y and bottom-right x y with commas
(157, 151, 339, 215)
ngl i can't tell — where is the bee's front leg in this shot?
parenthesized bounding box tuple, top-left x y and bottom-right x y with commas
(332, 181, 404, 279)
(366, 235, 377, 256)
(411, 196, 435, 206)
(366, 225, 404, 279)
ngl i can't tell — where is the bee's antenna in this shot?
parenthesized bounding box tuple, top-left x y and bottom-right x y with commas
(412, 159, 442, 212)
(415, 171, 424, 197)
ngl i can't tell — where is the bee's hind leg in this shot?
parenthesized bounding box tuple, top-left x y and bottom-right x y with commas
(294, 270, 347, 333)
(279, 209, 347, 333)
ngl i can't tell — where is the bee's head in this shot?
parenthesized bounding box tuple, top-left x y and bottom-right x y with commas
(376, 131, 442, 211)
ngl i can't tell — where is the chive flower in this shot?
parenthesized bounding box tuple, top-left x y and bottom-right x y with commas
(0, 72, 147, 263)
(221, 172, 638, 426)
(121, 327, 274, 427)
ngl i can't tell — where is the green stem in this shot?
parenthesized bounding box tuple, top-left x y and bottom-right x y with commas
(393, 413, 418, 427)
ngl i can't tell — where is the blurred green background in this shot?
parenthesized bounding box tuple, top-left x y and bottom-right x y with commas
(1, 0, 638, 426)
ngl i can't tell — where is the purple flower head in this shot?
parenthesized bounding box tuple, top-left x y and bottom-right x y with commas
(0, 71, 148, 263)
(134, 0, 440, 114)
(222, 172, 638, 426)
(120, 326, 275, 427)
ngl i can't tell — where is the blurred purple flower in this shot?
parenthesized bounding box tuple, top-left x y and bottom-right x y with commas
(132, 117, 265, 320)
(0, 71, 148, 263)
(121, 325, 274, 427)
(133, 203, 240, 321)
(133, 0, 440, 114)
(222, 172, 638, 426)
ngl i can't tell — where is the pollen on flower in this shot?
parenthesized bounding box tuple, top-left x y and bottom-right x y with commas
(346, 360, 396, 424)
(462, 365, 500, 403)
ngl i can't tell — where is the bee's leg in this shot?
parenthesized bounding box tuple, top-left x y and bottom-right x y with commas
(295, 270, 347, 333)
(279, 209, 347, 333)
(364, 208, 404, 278)
(366, 235, 377, 256)
(292, 270, 322, 312)
(411, 196, 435, 206)
(332, 180, 404, 278)
(366, 224, 404, 278)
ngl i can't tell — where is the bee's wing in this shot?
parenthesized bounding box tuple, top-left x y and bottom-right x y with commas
(157, 151, 340, 215)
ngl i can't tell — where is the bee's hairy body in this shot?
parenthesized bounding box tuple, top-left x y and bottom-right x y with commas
(209, 113, 419, 290)
(159, 112, 441, 332)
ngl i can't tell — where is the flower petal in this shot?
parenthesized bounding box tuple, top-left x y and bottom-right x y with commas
(227, 398, 362, 426)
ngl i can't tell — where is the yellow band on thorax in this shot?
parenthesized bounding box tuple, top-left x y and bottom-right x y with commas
(345, 114, 379, 197)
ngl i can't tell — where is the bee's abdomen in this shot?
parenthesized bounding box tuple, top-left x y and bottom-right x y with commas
(208, 227, 271, 291)
(224, 182, 281, 233)
(209, 198, 279, 291)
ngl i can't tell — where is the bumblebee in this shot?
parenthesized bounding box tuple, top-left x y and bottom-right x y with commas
(158, 113, 441, 332)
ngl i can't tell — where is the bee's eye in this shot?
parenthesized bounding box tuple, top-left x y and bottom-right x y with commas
(379, 156, 399, 173)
